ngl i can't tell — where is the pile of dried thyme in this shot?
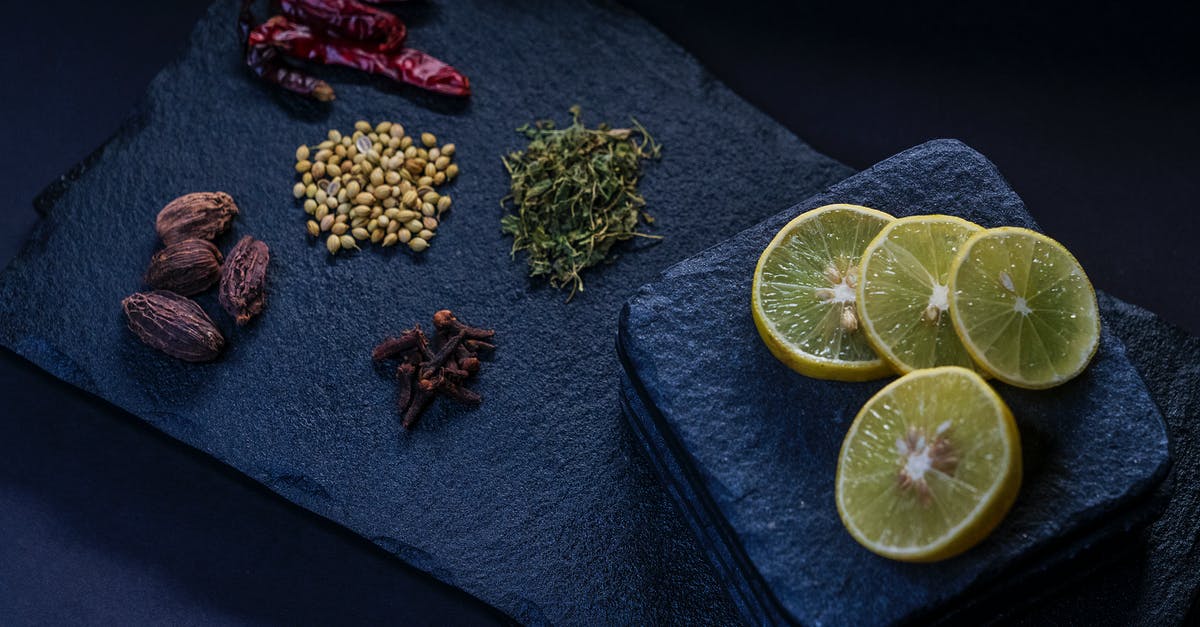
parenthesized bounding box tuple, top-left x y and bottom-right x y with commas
(294, 120, 459, 254)
(501, 106, 661, 299)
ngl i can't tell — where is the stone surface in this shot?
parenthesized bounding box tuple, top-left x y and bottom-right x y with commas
(1013, 293, 1200, 626)
(0, 1, 852, 624)
(618, 140, 1172, 626)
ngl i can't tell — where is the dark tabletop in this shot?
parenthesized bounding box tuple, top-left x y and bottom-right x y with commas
(1, 1, 1196, 624)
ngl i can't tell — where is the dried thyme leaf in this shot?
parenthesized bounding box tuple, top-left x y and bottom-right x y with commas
(501, 105, 661, 300)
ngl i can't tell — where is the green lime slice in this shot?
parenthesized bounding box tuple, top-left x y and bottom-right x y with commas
(949, 227, 1100, 389)
(836, 366, 1022, 562)
(857, 215, 985, 373)
(752, 204, 895, 381)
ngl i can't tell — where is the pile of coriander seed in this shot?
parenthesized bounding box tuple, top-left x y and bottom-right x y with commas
(293, 120, 459, 254)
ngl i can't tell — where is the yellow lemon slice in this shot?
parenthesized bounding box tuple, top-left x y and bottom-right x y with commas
(836, 366, 1022, 562)
(752, 204, 895, 381)
(857, 215, 986, 374)
(948, 227, 1100, 389)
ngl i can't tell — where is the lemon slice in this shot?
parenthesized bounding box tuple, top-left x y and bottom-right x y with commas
(948, 227, 1100, 389)
(857, 215, 985, 374)
(835, 366, 1022, 562)
(752, 204, 896, 381)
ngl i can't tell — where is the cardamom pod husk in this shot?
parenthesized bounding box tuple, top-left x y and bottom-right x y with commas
(219, 235, 270, 325)
(122, 291, 224, 362)
(144, 239, 223, 296)
(156, 192, 239, 245)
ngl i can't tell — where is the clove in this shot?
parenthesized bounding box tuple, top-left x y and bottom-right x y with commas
(373, 310, 494, 430)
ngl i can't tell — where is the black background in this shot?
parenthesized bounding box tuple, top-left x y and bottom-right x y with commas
(1, 1, 1196, 623)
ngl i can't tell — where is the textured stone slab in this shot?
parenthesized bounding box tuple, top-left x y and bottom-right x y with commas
(618, 140, 1172, 625)
(1019, 293, 1200, 626)
(0, 0, 850, 624)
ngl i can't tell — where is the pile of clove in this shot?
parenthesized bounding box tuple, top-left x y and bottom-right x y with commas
(372, 310, 494, 429)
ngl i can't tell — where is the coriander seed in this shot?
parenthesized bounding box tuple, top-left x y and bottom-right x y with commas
(296, 121, 460, 255)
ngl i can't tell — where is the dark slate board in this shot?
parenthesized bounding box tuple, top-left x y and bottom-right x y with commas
(1012, 293, 1200, 627)
(0, 0, 852, 624)
(617, 140, 1172, 626)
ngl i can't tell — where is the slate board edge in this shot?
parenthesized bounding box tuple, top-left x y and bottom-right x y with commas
(618, 296, 1171, 626)
(616, 337, 778, 625)
(0, 341, 527, 623)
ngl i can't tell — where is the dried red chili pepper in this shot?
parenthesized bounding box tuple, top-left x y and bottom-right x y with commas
(278, 0, 406, 51)
(251, 16, 470, 97)
(241, 1, 335, 100)
(240, 0, 470, 100)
